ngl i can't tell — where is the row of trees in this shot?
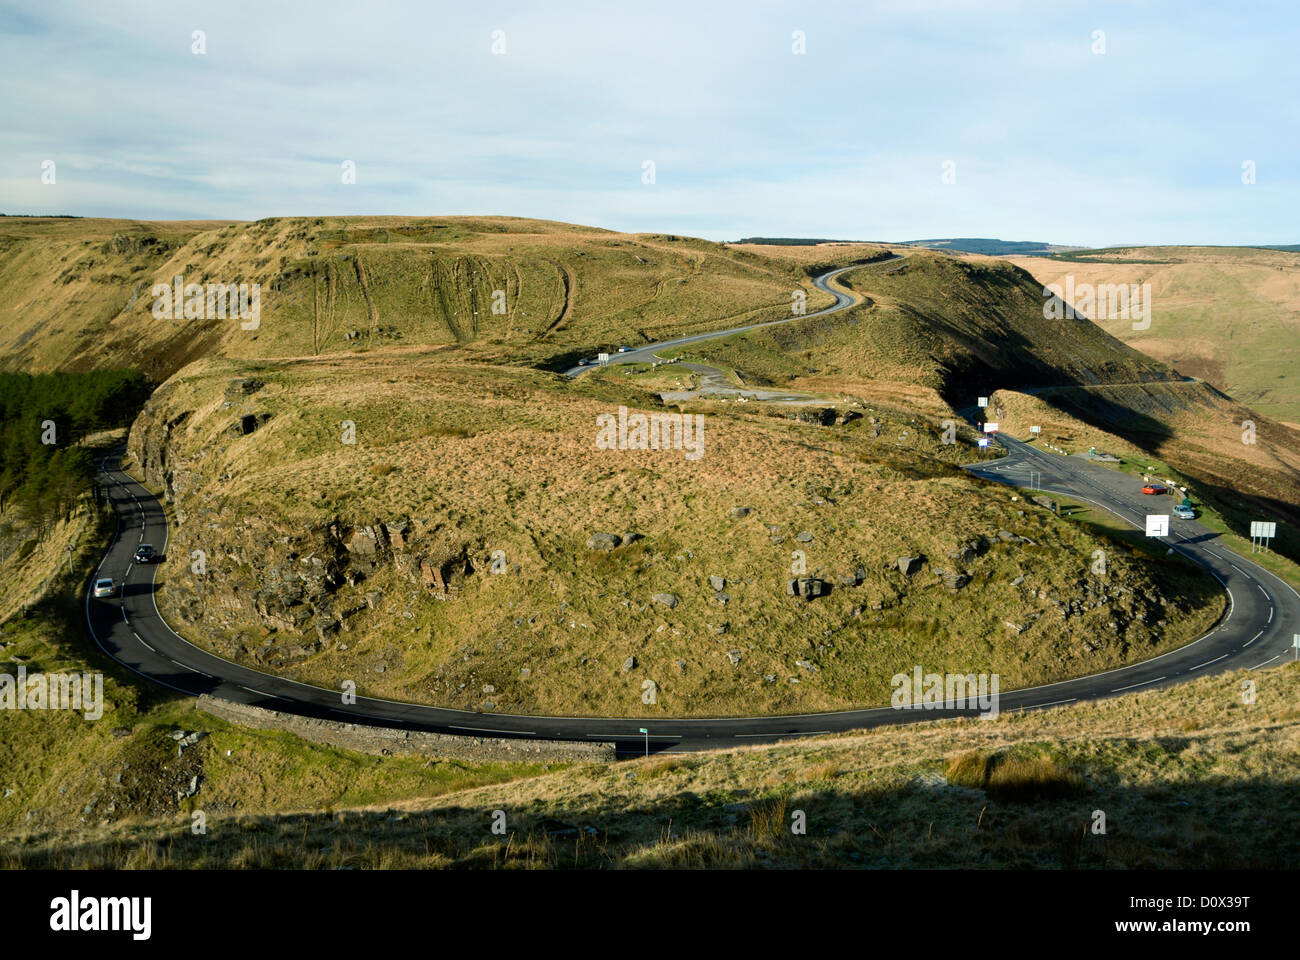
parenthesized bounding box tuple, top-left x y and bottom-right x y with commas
(0, 370, 151, 529)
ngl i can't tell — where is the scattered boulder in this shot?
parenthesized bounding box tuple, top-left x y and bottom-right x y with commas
(622, 656, 637, 672)
(730, 507, 752, 519)
(586, 532, 621, 551)
(709, 575, 726, 592)
(228, 412, 272, 436)
(224, 378, 264, 400)
(898, 556, 923, 576)
(652, 593, 679, 609)
(726, 650, 742, 666)
(796, 531, 814, 543)
(786, 578, 827, 600)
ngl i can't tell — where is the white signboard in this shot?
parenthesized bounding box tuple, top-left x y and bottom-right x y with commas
(983, 423, 999, 434)
(977, 397, 989, 408)
(598, 352, 610, 365)
(1145, 514, 1170, 537)
(977, 438, 990, 448)
(1250, 521, 1277, 538)
(1030, 425, 1042, 435)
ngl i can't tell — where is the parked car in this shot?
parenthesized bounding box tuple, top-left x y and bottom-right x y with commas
(134, 543, 155, 563)
(93, 578, 115, 598)
(1172, 503, 1196, 519)
(1141, 483, 1166, 495)
(577, 358, 590, 366)
(617, 345, 633, 353)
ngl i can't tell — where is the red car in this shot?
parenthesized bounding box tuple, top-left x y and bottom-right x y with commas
(1141, 483, 1166, 495)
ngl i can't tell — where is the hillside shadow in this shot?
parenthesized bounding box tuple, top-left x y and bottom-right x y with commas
(14, 766, 1300, 870)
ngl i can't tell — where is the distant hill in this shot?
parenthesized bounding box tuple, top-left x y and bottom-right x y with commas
(899, 238, 1085, 256)
(1005, 244, 1300, 424)
(731, 237, 853, 245)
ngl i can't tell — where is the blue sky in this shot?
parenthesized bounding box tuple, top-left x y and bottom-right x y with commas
(1, 0, 1297, 246)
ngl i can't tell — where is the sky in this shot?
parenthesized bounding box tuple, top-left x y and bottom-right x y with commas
(1, 0, 1297, 246)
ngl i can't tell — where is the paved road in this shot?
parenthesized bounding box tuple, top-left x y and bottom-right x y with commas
(85, 431, 1299, 754)
(559, 259, 893, 378)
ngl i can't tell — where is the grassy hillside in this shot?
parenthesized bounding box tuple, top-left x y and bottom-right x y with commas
(668, 253, 1179, 404)
(0, 216, 866, 381)
(117, 351, 1221, 717)
(1006, 246, 1300, 425)
(6, 662, 1297, 868)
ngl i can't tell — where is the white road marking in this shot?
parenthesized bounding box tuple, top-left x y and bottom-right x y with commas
(735, 730, 831, 738)
(242, 687, 288, 700)
(1111, 676, 1166, 693)
(448, 725, 537, 736)
(1189, 654, 1228, 671)
(1022, 698, 1077, 709)
(1268, 607, 1274, 624)
(1243, 631, 1264, 647)
(1250, 656, 1279, 670)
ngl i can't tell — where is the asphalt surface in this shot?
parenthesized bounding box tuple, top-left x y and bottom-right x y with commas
(84, 431, 1299, 755)
(559, 259, 887, 378)
(81, 252, 1299, 754)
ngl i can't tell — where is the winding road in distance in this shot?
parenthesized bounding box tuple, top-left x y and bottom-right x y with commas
(559, 258, 890, 378)
(84, 261, 1300, 755)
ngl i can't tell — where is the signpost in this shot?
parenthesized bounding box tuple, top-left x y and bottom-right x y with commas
(1030, 425, 1041, 436)
(977, 397, 989, 408)
(598, 352, 610, 366)
(1250, 521, 1277, 553)
(983, 423, 999, 434)
(1145, 515, 1170, 538)
(1293, 635, 1300, 662)
(638, 727, 648, 758)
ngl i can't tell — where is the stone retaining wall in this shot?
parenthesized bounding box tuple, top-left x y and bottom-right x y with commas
(196, 695, 616, 763)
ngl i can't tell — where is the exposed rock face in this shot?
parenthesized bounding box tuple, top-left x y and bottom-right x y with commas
(127, 398, 486, 665)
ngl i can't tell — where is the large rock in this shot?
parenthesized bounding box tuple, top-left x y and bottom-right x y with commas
(586, 532, 621, 551)
(652, 593, 679, 609)
(898, 556, 923, 576)
(785, 578, 827, 600)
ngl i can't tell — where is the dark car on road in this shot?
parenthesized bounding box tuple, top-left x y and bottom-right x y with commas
(134, 543, 155, 563)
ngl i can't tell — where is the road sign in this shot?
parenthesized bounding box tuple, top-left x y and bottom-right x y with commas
(598, 352, 610, 365)
(983, 423, 999, 433)
(1145, 515, 1169, 537)
(638, 727, 649, 758)
(977, 397, 989, 408)
(1250, 521, 1277, 554)
(977, 438, 989, 448)
(1294, 635, 1300, 660)
(1030, 425, 1041, 435)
